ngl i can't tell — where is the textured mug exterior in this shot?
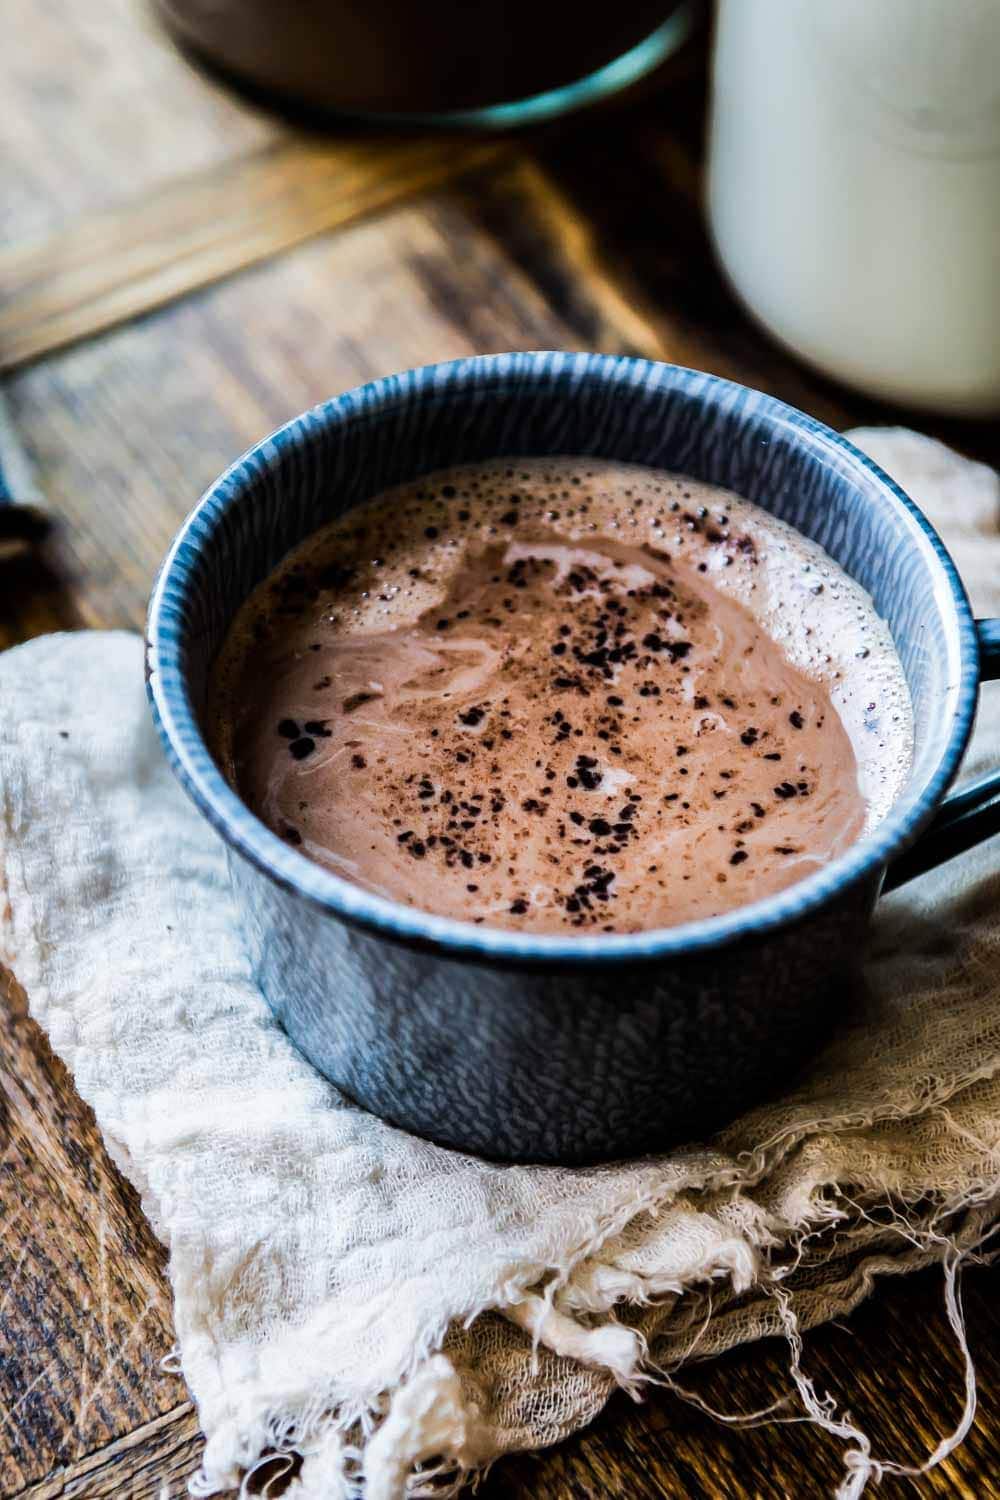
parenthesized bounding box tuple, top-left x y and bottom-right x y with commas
(230, 849, 877, 1160)
(147, 354, 980, 1163)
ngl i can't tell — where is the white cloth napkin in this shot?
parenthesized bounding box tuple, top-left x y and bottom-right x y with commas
(2, 430, 999, 1500)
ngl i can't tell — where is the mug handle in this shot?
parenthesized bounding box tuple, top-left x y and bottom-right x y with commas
(884, 619, 1000, 891)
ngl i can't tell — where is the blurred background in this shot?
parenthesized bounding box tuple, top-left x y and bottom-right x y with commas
(7, 0, 1000, 621)
(3, 4, 1000, 1497)
(3, 0, 1000, 641)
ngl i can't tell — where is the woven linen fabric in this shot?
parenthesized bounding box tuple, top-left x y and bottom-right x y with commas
(1, 429, 998, 1500)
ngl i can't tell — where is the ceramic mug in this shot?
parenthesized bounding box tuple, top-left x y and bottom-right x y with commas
(146, 354, 1000, 1164)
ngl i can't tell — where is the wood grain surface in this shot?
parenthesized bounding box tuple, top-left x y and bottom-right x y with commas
(1, 0, 275, 241)
(0, 137, 509, 373)
(2, 6, 1000, 1498)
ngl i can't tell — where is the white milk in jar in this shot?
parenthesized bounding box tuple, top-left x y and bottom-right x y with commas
(707, 0, 1000, 415)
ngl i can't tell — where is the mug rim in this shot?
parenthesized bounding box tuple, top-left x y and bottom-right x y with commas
(146, 353, 980, 966)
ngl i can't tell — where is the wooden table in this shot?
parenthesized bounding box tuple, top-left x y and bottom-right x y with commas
(3, 7, 1000, 1496)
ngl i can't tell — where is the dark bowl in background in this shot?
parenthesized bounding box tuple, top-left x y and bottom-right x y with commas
(154, 0, 696, 125)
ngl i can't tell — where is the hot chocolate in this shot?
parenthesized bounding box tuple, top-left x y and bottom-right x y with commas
(209, 459, 913, 933)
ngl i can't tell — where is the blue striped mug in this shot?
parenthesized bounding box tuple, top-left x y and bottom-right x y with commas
(147, 355, 1000, 1163)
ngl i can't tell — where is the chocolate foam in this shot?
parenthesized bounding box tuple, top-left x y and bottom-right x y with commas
(209, 459, 913, 933)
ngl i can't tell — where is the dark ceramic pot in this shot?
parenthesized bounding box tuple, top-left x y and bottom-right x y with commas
(155, 0, 695, 126)
(147, 354, 1000, 1163)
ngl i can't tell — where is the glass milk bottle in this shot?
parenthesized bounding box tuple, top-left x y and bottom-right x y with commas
(707, 0, 1000, 415)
